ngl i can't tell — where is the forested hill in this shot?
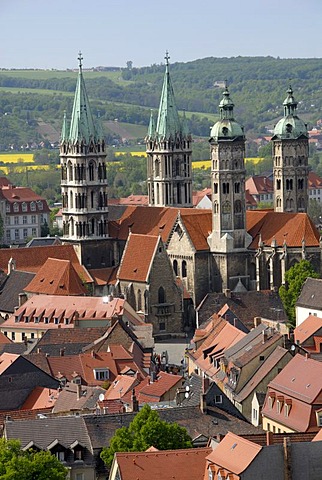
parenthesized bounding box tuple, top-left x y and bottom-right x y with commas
(1, 56, 322, 147)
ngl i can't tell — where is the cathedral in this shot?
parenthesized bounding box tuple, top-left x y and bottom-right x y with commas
(59, 53, 321, 334)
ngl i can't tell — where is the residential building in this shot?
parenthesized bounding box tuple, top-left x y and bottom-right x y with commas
(262, 354, 322, 433)
(245, 175, 273, 205)
(295, 277, 322, 326)
(294, 314, 322, 357)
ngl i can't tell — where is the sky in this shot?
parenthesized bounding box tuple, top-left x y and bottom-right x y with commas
(0, 0, 322, 70)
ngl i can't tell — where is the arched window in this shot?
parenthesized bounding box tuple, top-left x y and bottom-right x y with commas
(276, 179, 281, 190)
(155, 158, 160, 177)
(213, 183, 218, 194)
(137, 289, 142, 311)
(182, 260, 187, 278)
(298, 178, 304, 190)
(175, 158, 180, 177)
(173, 259, 178, 276)
(158, 286, 166, 304)
(234, 182, 240, 194)
(89, 161, 95, 181)
(223, 182, 230, 194)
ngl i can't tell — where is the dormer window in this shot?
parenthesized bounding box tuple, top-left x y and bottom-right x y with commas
(94, 368, 109, 381)
(6, 203, 10, 213)
(268, 393, 275, 409)
(13, 202, 19, 212)
(284, 400, 292, 417)
(276, 397, 283, 414)
(30, 202, 36, 211)
(37, 201, 43, 210)
(22, 202, 27, 212)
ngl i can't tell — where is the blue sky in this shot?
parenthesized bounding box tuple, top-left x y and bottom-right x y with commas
(1, 0, 321, 69)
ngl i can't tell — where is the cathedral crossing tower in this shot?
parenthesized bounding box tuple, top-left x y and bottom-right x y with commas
(272, 86, 309, 213)
(146, 52, 192, 207)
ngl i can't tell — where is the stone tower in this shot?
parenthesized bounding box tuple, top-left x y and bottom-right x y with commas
(146, 52, 192, 207)
(207, 85, 251, 292)
(60, 53, 110, 268)
(272, 86, 309, 213)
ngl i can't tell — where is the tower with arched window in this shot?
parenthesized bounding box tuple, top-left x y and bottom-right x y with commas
(146, 52, 192, 207)
(272, 86, 309, 213)
(207, 85, 251, 291)
(60, 54, 110, 268)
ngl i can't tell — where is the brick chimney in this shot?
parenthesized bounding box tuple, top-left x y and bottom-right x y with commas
(266, 431, 273, 446)
(131, 388, 139, 412)
(76, 384, 82, 401)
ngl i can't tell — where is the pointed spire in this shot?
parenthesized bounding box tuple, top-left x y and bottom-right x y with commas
(147, 110, 155, 139)
(69, 52, 97, 144)
(96, 110, 104, 141)
(181, 110, 190, 138)
(60, 110, 69, 143)
(155, 51, 182, 141)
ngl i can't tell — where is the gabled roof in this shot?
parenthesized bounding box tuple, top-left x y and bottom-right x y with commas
(117, 234, 159, 282)
(294, 315, 322, 344)
(235, 346, 290, 402)
(21, 386, 58, 410)
(266, 354, 322, 404)
(53, 383, 106, 413)
(1, 186, 50, 212)
(247, 210, 320, 248)
(206, 431, 262, 475)
(88, 267, 117, 286)
(180, 211, 212, 251)
(308, 171, 322, 188)
(114, 447, 211, 480)
(24, 258, 87, 296)
(246, 175, 273, 195)
(0, 244, 92, 282)
(297, 277, 322, 309)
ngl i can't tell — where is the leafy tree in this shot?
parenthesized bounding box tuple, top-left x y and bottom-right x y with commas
(279, 259, 320, 326)
(0, 438, 67, 479)
(100, 404, 192, 467)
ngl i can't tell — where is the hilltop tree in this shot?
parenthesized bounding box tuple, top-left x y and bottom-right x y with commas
(279, 259, 320, 326)
(0, 438, 67, 479)
(100, 404, 192, 467)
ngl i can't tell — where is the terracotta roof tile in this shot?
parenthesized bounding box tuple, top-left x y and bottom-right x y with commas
(88, 267, 117, 286)
(24, 258, 87, 296)
(21, 386, 58, 410)
(180, 211, 212, 251)
(245, 175, 273, 195)
(115, 447, 211, 480)
(294, 315, 322, 344)
(206, 431, 262, 475)
(118, 234, 159, 282)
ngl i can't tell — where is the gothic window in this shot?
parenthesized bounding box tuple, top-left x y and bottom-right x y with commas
(214, 183, 218, 194)
(286, 179, 293, 190)
(223, 182, 230, 194)
(234, 200, 242, 213)
(68, 162, 73, 181)
(276, 197, 281, 208)
(155, 158, 160, 177)
(173, 259, 178, 276)
(137, 289, 142, 311)
(91, 191, 94, 209)
(89, 162, 95, 181)
(158, 286, 166, 304)
(276, 179, 281, 190)
(91, 218, 95, 235)
(156, 183, 160, 204)
(290, 198, 294, 210)
(182, 260, 187, 278)
(234, 182, 240, 194)
(298, 178, 304, 190)
(214, 201, 219, 214)
(175, 158, 180, 177)
(69, 192, 73, 208)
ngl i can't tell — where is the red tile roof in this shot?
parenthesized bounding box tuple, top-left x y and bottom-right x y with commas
(0, 244, 92, 282)
(246, 176, 273, 195)
(205, 432, 262, 475)
(115, 447, 211, 480)
(294, 315, 322, 345)
(308, 171, 322, 188)
(247, 210, 320, 248)
(88, 267, 117, 286)
(118, 234, 159, 282)
(1, 186, 50, 213)
(180, 211, 212, 251)
(24, 258, 88, 296)
(21, 386, 58, 410)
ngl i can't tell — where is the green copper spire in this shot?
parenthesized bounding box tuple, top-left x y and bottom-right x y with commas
(61, 110, 69, 142)
(155, 51, 182, 140)
(219, 82, 235, 120)
(96, 110, 104, 141)
(283, 85, 298, 116)
(181, 110, 190, 137)
(69, 52, 97, 144)
(273, 85, 308, 139)
(147, 110, 155, 139)
(210, 84, 244, 139)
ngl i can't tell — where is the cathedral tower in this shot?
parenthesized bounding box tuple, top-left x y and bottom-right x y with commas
(146, 52, 192, 207)
(272, 86, 309, 213)
(60, 53, 110, 268)
(207, 85, 251, 291)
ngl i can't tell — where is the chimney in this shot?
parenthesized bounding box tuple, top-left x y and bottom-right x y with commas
(266, 431, 273, 446)
(60, 348, 65, 357)
(91, 351, 96, 358)
(131, 388, 139, 412)
(283, 437, 292, 480)
(254, 317, 261, 328)
(200, 392, 207, 414)
(76, 383, 82, 401)
(262, 329, 268, 344)
(202, 376, 210, 394)
(18, 292, 27, 307)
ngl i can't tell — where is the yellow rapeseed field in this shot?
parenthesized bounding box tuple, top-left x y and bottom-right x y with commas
(115, 151, 147, 157)
(0, 153, 34, 164)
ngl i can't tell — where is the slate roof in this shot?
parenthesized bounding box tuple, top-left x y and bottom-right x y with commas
(53, 383, 106, 414)
(0, 270, 35, 313)
(24, 258, 88, 296)
(296, 277, 322, 308)
(5, 415, 93, 452)
(25, 237, 62, 247)
(198, 290, 287, 329)
(234, 346, 290, 402)
(84, 406, 261, 450)
(114, 447, 211, 480)
(206, 431, 262, 475)
(118, 234, 159, 282)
